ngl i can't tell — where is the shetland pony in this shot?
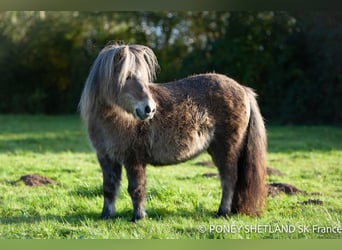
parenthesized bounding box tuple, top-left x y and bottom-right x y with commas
(79, 44, 267, 221)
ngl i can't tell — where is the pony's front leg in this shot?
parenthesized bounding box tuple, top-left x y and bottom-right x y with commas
(98, 154, 122, 219)
(124, 161, 147, 222)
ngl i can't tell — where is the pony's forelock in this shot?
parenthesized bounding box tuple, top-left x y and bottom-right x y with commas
(105, 44, 159, 89)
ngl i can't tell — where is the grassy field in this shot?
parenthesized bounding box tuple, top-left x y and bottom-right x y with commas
(0, 115, 341, 239)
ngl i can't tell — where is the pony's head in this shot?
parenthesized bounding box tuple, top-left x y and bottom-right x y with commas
(118, 73, 157, 121)
(80, 44, 159, 122)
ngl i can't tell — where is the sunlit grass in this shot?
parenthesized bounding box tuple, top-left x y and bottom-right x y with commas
(0, 115, 341, 239)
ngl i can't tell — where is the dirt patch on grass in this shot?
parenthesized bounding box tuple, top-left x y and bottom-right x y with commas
(268, 183, 307, 197)
(17, 174, 57, 186)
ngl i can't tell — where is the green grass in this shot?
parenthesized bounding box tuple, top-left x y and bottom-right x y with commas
(0, 115, 341, 239)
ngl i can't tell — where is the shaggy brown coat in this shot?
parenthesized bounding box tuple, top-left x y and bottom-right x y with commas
(79, 44, 267, 221)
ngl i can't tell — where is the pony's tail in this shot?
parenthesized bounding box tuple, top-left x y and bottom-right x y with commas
(233, 87, 267, 216)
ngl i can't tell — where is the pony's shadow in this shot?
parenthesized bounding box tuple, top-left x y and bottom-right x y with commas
(137, 207, 216, 221)
(1, 184, 217, 225)
(0, 212, 101, 225)
(0, 207, 216, 225)
(68, 186, 217, 221)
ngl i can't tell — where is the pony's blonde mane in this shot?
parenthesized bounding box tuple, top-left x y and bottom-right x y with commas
(79, 44, 159, 124)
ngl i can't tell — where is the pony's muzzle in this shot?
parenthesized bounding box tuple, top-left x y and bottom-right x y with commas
(135, 104, 156, 121)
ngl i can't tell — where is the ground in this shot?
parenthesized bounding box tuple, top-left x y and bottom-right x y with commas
(0, 115, 341, 239)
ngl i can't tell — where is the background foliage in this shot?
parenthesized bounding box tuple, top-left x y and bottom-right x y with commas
(0, 11, 340, 124)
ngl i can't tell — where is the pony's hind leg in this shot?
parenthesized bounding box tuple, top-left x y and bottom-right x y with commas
(208, 143, 239, 217)
(124, 158, 147, 222)
(98, 154, 122, 219)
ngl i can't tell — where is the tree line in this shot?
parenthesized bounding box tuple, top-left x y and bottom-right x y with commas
(0, 11, 340, 124)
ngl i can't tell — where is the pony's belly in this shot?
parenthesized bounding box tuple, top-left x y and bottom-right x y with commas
(149, 128, 214, 165)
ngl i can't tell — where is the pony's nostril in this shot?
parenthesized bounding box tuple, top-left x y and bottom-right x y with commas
(151, 108, 156, 113)
(145, 105, 151, 114)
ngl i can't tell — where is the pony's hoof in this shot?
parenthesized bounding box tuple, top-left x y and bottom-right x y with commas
(101, 215, 114, 220)
(101, 211, 115, 220)
(131, 210, 147, 222)
(216, 208, 231, 218)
